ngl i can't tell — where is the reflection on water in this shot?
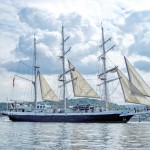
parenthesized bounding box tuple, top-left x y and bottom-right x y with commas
(0, 116, 150, 150)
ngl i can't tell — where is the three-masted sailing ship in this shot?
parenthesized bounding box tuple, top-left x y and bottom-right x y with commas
(7, 25, 150, 123)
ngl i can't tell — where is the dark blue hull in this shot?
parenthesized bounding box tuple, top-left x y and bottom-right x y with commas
(8, 113, 133, 123)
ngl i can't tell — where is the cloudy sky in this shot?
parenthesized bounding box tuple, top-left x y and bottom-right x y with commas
(0, 0, 150, 104)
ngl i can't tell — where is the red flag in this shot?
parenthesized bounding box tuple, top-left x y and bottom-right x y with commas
(13, 77, 15, 87)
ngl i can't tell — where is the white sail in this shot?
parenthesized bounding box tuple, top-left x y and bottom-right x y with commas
(39, 73, 60, 101)
(125, 57, 150, 97)
(68, 61, 99, 98)
(117, 69, 150, 105)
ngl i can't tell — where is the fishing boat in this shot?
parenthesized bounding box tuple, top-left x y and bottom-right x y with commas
(7, 25, 150, 123)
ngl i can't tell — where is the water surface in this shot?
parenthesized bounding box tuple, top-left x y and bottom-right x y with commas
(0, 117, 149, 150)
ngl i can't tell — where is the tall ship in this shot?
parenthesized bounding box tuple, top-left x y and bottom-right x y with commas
(6, 25, 150, 123)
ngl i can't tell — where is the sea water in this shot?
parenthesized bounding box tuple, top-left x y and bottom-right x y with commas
(0, 116, 150, 150)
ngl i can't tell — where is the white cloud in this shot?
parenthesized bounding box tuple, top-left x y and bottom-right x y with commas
(0, 0, 150, 105)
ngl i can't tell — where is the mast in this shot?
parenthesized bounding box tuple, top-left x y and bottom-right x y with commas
(98, 25, 115, 111)
(61, 25, 66, 112)
(59, 24, 71, 112)
(101, 26, 109, 110)
(33, 35, 38, 109)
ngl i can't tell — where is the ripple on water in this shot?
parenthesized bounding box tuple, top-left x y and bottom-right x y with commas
(0, 118, 150, 149)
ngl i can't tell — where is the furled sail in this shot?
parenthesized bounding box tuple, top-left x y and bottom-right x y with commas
(125, 57, 150, 97)
(68, 61, 100, 98)
(117, 69, 150, 105)
(39, 73, 60, 101)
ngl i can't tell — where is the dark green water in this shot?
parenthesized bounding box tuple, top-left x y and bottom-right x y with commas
(0, 116, 150, 150)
